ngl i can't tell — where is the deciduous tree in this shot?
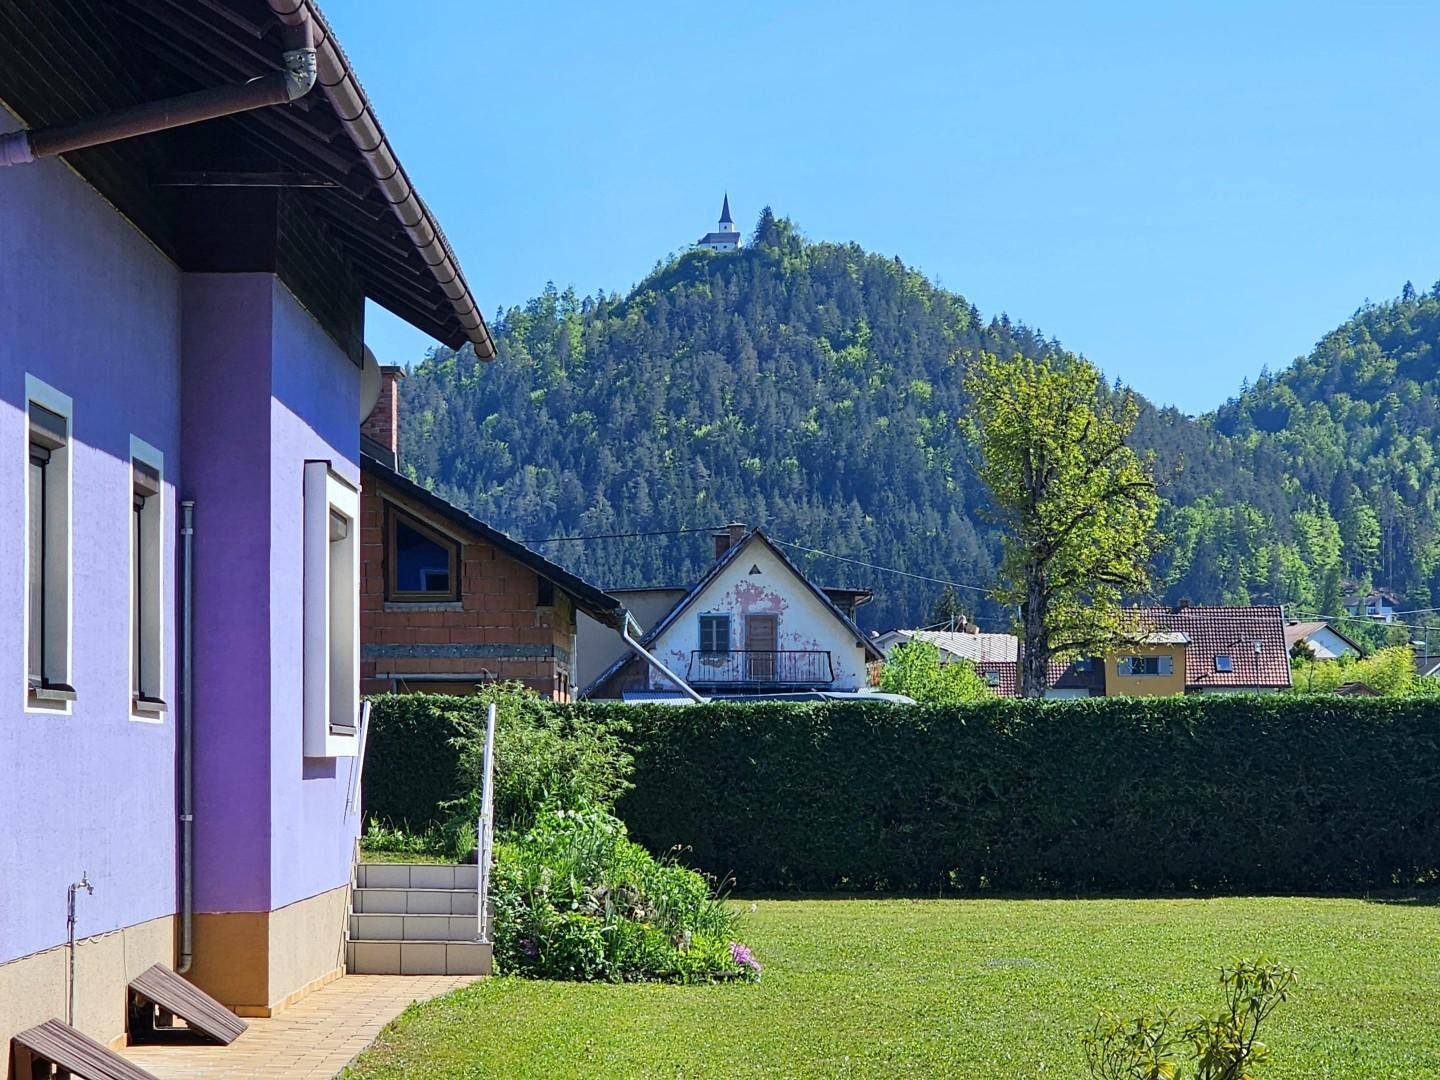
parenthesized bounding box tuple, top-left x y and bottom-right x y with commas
(966, 354, 1160, 697)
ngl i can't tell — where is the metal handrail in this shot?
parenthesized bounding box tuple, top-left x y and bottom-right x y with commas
(686, 649, 835, 685)
(475, 701, 497, 943)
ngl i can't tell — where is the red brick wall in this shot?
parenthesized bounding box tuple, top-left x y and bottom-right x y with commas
(360, 475, 578, 700)
(360, 367, 403, 456)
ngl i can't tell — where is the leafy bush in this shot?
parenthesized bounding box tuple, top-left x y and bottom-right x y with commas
(1290, 645, 1423, 696)
(363, 687, 632, 840)
(491, 805, 756, 983)
(878, 639, 992, 702)
(608, 696, 1440, 894)
(1082, 957, 1297, 1079)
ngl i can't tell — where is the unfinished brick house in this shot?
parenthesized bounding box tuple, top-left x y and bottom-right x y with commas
(360, 368, 622, 699)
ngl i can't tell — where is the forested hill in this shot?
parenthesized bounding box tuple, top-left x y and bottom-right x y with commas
(396, 212, 1440, 632)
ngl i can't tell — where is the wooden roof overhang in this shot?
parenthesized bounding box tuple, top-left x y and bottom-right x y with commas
(0, 0, 493, 362)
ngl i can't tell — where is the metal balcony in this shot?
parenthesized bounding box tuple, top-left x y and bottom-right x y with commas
(686, 650, 835, 687)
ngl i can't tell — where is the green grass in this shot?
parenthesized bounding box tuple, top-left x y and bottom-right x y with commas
(342, 896, 1440, 1078)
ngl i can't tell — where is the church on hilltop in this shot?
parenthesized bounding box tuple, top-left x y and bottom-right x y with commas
(696, 193, 741, 251)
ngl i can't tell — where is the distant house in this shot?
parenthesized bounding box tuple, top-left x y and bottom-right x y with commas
(982, 606, 1293, 697)
(360, 369, 622, 700)
(1343, 589, 1400, 623)
(874, 628, 1020, 666)
(580, 525, 883, 699)
(695, 193, 742, 251)
(1284, 619, 1364, 661)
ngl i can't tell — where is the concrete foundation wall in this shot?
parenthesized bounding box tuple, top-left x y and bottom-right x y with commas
(0, 915, 174, 1053)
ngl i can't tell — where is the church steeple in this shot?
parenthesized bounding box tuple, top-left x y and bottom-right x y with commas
(695, 192, 742, 251)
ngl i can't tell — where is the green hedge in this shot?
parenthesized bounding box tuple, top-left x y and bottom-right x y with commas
(365, 694, 1440, 894)
(604, 697, 1440, 894)
(361, 694, 470, 828)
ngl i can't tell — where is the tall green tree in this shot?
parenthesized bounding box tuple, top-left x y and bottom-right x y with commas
(966, 354, 1161, 697)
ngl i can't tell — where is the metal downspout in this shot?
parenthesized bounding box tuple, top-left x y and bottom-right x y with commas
(178, 501, 195, 974)
(0, 20, 316, 167)
(620, 611, 707, 704)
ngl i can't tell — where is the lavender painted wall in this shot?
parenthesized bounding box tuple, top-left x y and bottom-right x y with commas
(182, 276, 362, 915)
(0, 107, 181, 963)
(267, 280, 362, 910)
(180, 274, 276, 914)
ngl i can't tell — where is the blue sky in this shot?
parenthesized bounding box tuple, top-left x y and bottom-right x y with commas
(329, 1, 1438, 413)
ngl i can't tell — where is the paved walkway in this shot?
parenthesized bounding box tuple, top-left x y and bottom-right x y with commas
(121, 974, 476, 1079)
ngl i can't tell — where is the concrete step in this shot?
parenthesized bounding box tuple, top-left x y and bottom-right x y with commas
(353, 886, 478, 915)
(356, 863, 477, 890)
(350, 912, 482, 942)
(346, 939, 492, 976)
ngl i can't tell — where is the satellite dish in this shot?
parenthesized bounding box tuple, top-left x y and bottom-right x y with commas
(358, 345, 381, 421)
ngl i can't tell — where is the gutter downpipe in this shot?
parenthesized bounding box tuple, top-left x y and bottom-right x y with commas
(620, 611, 706, 704)
(177, 501, 195, 975)
(0, 21, 316, 167)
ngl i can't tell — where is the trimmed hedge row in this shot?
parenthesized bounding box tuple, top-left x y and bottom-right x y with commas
(361, 694, 469, 828)
(603, 697, 1440, 894)
(364, 694, 1440, 894)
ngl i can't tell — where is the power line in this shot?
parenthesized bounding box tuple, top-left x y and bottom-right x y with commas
(1291, 610, 1440, 636)
(769, 537, 993, 595)
(522, 525, 725, 545)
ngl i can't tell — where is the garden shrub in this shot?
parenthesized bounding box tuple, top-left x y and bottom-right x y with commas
(363, 686, 631, 836)
(491, 805, 757, 983)
(1082, 957, 1296, 1079)
(608, 696, 1440, 894)
(365, 693, 1440, 895)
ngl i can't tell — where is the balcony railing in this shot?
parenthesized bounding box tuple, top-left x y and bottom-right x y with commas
(687, 649, 835, 687)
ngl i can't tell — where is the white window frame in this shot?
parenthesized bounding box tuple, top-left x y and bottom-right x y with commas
(23, 374, 74, 713)
(130, 436, 166, 722)
(303, 460, 359, 757)
(698, 613, 731, 654)
(1121, 655, 1173, 677)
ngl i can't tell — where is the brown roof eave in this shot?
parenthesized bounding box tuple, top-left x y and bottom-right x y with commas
(270, 0, 495, 358)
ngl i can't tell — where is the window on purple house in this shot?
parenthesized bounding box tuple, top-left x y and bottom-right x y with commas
(26, 391, 74, 707)
(131, 448, 164, 717)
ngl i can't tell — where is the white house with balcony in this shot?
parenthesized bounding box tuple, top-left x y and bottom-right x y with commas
(580, 525, 882, 700)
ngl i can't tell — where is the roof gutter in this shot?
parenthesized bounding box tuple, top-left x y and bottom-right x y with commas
(620, 610, 706, 704)
(270, 0, 497, 359)
(0, 20, 316, 166)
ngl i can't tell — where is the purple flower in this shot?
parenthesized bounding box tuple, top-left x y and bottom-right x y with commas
(730, 941, 761, 977)
(519, 937, 538, 959)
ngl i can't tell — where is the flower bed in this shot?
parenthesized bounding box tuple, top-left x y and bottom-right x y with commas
(492, 806, 758, 984)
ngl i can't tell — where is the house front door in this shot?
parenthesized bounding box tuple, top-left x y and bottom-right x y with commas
(746, 614, 777, 682)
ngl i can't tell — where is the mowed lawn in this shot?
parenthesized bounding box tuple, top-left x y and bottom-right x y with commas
(342, 896, 1440, 1078)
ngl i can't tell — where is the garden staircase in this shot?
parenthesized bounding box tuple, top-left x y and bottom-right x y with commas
(346, 863, 493, 976)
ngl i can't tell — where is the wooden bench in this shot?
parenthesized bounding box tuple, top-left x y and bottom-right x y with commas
(11, 1019, 158, 1080)
(127, 964, 247, 1045)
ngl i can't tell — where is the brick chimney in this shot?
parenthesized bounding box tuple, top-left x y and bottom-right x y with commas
(361, 365, 406, 466)
(712, 522, 748, 561)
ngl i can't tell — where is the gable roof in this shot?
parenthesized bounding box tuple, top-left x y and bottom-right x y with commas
(697, 230, 741, 244)
(580, 527, 883, 697)
(1284, 619, 1364, 656)
(0, 1, 493, 356)
(885, 629, 1020, 664)
(361, 452, 623, 627)
(1129, 605, 1291, 689)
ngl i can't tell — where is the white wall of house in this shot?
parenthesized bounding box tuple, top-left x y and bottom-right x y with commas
(1301, 626, 1361, 660)
(648, 538, 870, 692)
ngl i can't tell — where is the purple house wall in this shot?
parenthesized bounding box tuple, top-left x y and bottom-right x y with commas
(1, 0, 496, 1051)
(0, 105, 184, 1039)
(0, 105, 361, 1042)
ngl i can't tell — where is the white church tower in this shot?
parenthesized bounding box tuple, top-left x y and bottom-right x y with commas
(696, 193, 741, 252)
